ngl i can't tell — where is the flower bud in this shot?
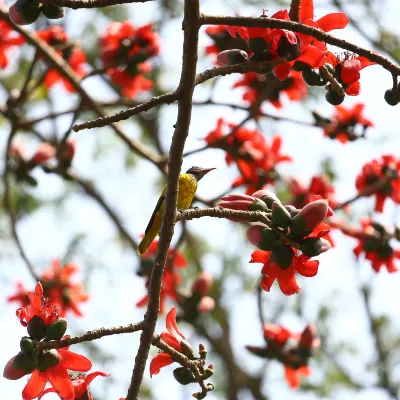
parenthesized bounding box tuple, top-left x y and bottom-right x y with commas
(45, 318, 68, 341)
(41, 4, 65, 19)
(217, 49, 248, 66)
(246, 225, 263, 246)
(3, 355, 29, 380)
(198, 296, 215, 314)
(219, 193, 257, 212)
(37, 349, 60, 372)
(180, 339, 195, 359)
(9, 0, 41, 25)
(248, 198, 269, 212)
(299, 324, 320, 350)
(11, 351, 36, 374)
(277, 35, 301, 61)
(245, 345, 268, 358)
(27, 315, 47, 340)
(270, 245, 294, 270)
(203, 364, 214, 380)
(258, 227, 280, 251)
(252, 190, 280, 208)
(62, 138, 76, 163)
(30, 143, 56, 165)
(302, 68, 325, 86)
(20, 337, 34, 353)
(247, 37, 269, 55)
(199, 344, 207, 359)
(285, 205, 300, 217)
(272, 201, 292, 230)
(9, 143, 25, 161)
(290, 199, 329, 237)
(384, 89, 400, 106)
(173, 367, 196, 385)
(300, 237, 331, 257)
(325, 89, 345, 105)
(192, 272, 213, 295)
(206, 383, 215, 392)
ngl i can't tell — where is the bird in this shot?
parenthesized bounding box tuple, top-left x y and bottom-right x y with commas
(137, 166, 215, 256)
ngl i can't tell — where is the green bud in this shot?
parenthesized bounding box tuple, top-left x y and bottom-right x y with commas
(325, 89, 345, 105)
(206, 383, 215, 392)
(252, 190, 280, 208)
(9, 0, 41, 26)
(203, 366, 214, 380)
(277, 36, 301, 61)
(199, 344, 207, 360)
(272, 201, 292, 230)
(248, 37, 268, 55)
(45, 318, 68, 341)
(377, 244, 393, 260)
(13, 351, 36, 374)
(193, 391, 207, 399)
(258, 228, 279, 251)
(384, 89, 399, 106)
(248, 198, 269, 212)
(270, 245, 294, 270)
(180, 339, 195, 359)
(27, 315, 47, 340)
(302, 68, 325, 86)
(173, 367, 196, 385)
(37, 349, 60, 372)
(20, 337, 34, 353)
(285, 205, 300, 217)
(41, 4, 64, 19)
(300, 237, 331, 257)
(216, 49, 248, 66)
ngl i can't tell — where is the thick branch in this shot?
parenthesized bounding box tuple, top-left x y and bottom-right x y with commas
(41, 0, 151, 8)
(125, 0, 201, 398)
(200, 15, 400, 76)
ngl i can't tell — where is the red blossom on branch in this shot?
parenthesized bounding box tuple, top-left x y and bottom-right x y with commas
(320, 103, 373, 143)
(150, 307, 187, 377)
(342, 217, 400, 273)
(100, 21, 160, 98)
(355, 155, 400, 212)
(0, 21, 24, 69)
(137, 239, 187, 313)
(8, 259, 89, 318)
(38, 371, 109, 400)
(232, 71, 307, 109)
(36, 26, 87, 92)
(205, 119, 291, 194)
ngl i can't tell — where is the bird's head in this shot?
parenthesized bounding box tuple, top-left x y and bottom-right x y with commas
(186, 166, 216, 181)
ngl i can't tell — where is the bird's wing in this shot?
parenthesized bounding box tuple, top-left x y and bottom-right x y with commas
(144, 185, 167, 235)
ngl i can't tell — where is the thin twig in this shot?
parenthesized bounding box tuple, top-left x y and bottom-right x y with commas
(40, 0, 152, 8)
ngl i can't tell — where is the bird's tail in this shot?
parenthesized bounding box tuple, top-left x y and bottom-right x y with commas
(137, 228, 159, 256)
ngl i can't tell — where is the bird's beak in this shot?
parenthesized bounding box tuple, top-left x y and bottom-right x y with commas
(200, 167, 216, 177)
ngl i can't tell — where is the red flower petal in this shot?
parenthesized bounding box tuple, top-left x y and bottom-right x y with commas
(316, 13, 348, 32)
(345, 81, 360, 96)
(250, 250, 269, 264)
(299, 0, 314, 22)
(297, 46, 325, 68)
(341, 59, 361, 84)
(59, 350, 92, 372)
(274, 62, 293, 81)
(22, 370, 47, 400)
(296, 260, 319, 277)
(45, 364, 74, 400)
(150, 353, 174, 377)
(276, 267, 301, 295)
(84, 371, 109, 386)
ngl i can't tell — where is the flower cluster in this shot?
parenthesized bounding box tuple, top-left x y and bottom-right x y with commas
(150, 308, 214, 397)
(246, 323, 320, 389)
(36, 27, 87, 92)
(137, 239, 188, 313)
(8, 258, 88, 318)
(3, 283, 106, 400)
(220, 191, 333, 295)
(232, 71, 307, 109)
(8, 140, 76, 186)
(100, 21, 160, 98)
(355, 155, 400, 212)
(0, 21, 24, 69)
(313, 103, 373, 143)
(288, 175, 338, 210)
(205, 119, 291, 194)
(204, 25, 247, 59)
(341, 217, 400, 273)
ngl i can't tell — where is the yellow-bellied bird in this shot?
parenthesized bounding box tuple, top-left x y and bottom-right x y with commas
(137, 166, 215, 255)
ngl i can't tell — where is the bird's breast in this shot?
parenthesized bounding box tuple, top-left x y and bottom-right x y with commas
(177, 174, 198, 209)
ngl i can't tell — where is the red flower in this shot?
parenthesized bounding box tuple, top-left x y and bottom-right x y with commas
(288, 175, 338, 209)
(8, 259, 89, 318)
(322, 103, 373, 143)
(344, 217, 400, 273)
(284, 365, 311, 389)
(325, 52, 375, 95)
(38, 371, 109, 400)
(205, 119, 291, 194)
(0, 21, 24, 69)
(149, 307, 185, 377)
(233, 71, 307, 109)
(4, 283, 92, 400)
(251, 250, 320, 295)
(36, 27, 87, 92)
(100, 22, 159, 98)
(355, 155, 400, 212)
(137, 239, 187, 313)
(30, 143, 56, 165)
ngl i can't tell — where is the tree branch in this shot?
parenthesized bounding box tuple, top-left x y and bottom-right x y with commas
(40, 0, 152, 8)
